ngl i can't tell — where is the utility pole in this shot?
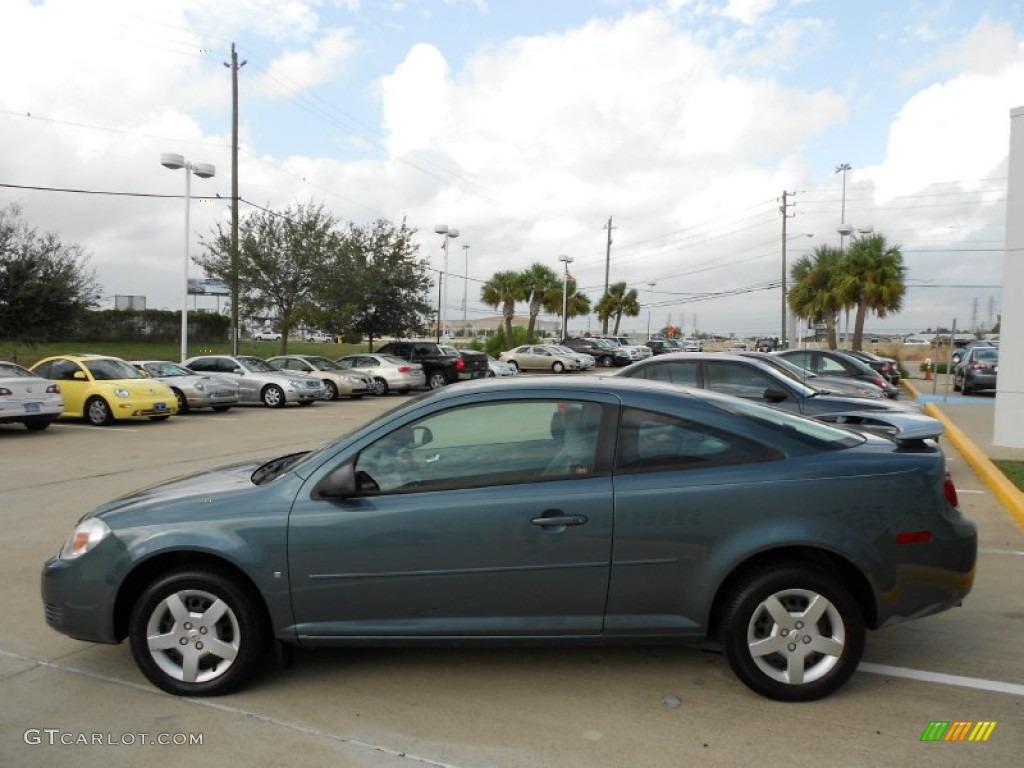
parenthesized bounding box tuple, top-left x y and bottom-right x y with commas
(224, 43, 246, 355)
(602, 216, 615, 333)
(780, 190, 796, 349)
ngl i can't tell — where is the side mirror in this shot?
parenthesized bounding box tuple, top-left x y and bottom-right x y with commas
(411, 426, 434, 448)
(232, 367, 245, 375)
(311, 462, 357, 500)
(763, 387, 789, 403)
(73, 371, 87, 381)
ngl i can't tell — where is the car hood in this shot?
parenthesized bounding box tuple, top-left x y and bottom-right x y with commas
(89, 458, 266, 520)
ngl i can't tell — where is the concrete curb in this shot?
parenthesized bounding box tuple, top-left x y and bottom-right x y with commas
(903, 379, 1024, 528)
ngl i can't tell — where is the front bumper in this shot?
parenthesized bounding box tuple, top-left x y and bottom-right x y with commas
(41, 549, 121, 645)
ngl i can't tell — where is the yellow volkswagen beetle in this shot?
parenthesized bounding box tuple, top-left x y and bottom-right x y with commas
(29, 354, 178, 426)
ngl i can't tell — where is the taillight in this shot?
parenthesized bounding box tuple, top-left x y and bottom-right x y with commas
(47, 383, 61, 394)
(944, 473, 959, 507)
(872, 377, 887, 389)
(0, 387, 11, 395)
(397, 366, 411, 373)
(896, 531, 933, 545)
(456, 357, 465, 371)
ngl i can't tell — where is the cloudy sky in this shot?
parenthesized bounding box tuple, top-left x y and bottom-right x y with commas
(1, 0, 1021, 338)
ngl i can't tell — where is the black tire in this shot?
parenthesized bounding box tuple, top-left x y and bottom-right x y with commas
(552, 361, 565, 374)
(173, 388, 189, 414)
(128, 567, 268, 697)
(508, 360, 520, 372)
(212, 405, 231, 412)
(719, 564, 865, 702)
(298, 400, 314, 407)
(487, 370, 496, 378)
(962, 382, 973, 396)
(24, 420, 50, 431)
(261, 385, 286, 408)
(428, 371, 448, 390)
(373, 377, 389, 396)
(150, 414, 171, 421)
(322, 380, 339, 401)
(85, 396, 114, 426)
(599, 355, 614, 368)
(953, 376, 962, 392)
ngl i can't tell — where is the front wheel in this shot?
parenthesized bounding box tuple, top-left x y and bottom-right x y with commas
(321, 380, 339, 401)
(372, 377, 389, 396)
(719, 564, 864, 702)
(428, 371, 448, 390)
(173, 388, 189, 414)
(552, 361, 565, 374)
(85, 397, 114, 426)
(128, 567, 268, 697)
(149, 414, 171, 421)
(261, 385, 286, 408)
(599, 355, 614, 368)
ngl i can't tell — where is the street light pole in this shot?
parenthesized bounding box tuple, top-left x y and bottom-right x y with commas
(835, 163, 851, 249)
(434, 224, 459, 340)
(647, 281, 656, 340)
(161, 153, 215, 363)
(462, 243, 470, 337)
(558, 255, 573, 341)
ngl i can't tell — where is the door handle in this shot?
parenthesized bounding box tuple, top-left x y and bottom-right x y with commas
(531, 514, 588, 527)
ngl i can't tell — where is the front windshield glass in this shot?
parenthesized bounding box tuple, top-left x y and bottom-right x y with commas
(306, 356, 344, 371)
(84, 358, 144, 380)
(238, 356, 276, 373)
(142, 361, 192, 377)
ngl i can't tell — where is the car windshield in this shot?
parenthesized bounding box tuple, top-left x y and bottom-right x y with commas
(438, 346, 460, 357)
(973, 349, 998, 363)
(594, 340, 617, 350)
(553, 346, 577, 355)
(753, 354, 818, 381)
(712, 397, 864, 450)
(238, 356, 276, 372)
(84, 358, 144, 380)
(378, 354, 409, 365)
(306, 356, 344, 371)
(0, 362, 34, 378)
(142, 361, 192, 377)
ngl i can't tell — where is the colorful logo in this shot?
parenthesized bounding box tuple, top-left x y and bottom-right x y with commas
(920, 721, 997, 742)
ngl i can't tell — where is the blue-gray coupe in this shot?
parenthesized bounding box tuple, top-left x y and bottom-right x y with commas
(42, 376, 976, 701)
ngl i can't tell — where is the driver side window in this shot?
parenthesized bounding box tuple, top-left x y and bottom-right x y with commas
(353, 400, 607, 494)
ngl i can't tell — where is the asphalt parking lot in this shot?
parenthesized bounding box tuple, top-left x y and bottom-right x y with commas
(1, 390, 1022, 767)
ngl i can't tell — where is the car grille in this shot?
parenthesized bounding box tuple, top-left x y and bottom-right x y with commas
(302, 380, 320, 389)
(44, 602, 63, 626)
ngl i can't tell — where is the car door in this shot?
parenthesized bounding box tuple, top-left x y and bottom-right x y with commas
(217, 357, 262, 402)
(287, 396, 616, 639)
(34, 358, 87, 416)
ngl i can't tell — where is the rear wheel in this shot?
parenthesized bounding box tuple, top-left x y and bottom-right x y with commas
(85, 397, 114, 426)
(321, 380, 339, 401)
(719, 564, 864, 702)
(128, 567, 268, 697)
(212, 405, 231, 412)
(599, 355, 613, 367)
(428, 371, 448, 390)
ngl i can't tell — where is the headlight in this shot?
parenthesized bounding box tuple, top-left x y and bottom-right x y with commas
(60, 518, 111, 560)
(194, 382, 206, 391)
(115, 388, 130, 398)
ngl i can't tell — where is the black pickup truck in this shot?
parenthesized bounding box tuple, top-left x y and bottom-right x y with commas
(376, 340, 489, 390)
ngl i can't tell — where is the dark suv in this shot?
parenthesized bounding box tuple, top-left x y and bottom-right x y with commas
(559, 337, 632, 367)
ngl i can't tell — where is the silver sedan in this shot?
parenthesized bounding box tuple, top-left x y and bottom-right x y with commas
(131, 360, 240, 413)
(267, 355, 374, 400)
(335, 353, 427, 396)
(499, 345, 581, 373)
(184, 355, 323, 408)
(0, 361, 64, 431)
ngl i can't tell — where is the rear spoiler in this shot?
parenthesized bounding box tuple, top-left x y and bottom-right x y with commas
(816, 411, 945, 447)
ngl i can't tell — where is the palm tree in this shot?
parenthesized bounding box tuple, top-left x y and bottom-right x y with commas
(542, 278, 591, 337)
(480, 270, 524, 344)
(788, 246, 846, 349)
(595, 281, 640, 334)
(519, 263, 561, 342)
(840, 234, 907, 351)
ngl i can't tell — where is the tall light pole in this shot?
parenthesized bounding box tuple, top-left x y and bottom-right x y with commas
(434, 224, 459, 340)
(161, 153, 215, 363)
(835, 163, 851, 249)
(646, 281, 656, 340)
(462, 243, 470, 338)
(558, 254, 573, 340)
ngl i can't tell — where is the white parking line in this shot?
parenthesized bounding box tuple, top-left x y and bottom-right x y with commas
(979, 548, 1024, 556)
(0, 648, 466, 768)
(957, 489, 986, 494)
(51, 424, 139, 433)
(859, 662, 1024, 696)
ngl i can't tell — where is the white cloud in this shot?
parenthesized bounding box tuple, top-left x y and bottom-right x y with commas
(262, 27, 359, 93)
(721, 0, 777, 26)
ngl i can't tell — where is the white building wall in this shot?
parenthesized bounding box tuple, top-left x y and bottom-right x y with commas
(994, 106, 1024, 448)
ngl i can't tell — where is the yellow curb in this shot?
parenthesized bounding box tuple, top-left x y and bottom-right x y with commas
(903, 379, 1024, 528)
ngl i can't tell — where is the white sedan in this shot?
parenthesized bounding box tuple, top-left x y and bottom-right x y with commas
(0, 361, 64, 431)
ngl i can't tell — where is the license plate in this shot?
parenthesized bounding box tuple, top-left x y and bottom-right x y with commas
(154, 402, 167, 411)
(25, 402, 41, 413)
